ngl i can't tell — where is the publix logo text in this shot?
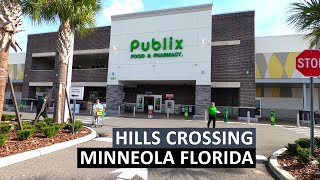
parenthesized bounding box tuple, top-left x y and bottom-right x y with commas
(130, 37, 183, 59)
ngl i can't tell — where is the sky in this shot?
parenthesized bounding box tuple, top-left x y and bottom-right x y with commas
(14, 0, 298, 53)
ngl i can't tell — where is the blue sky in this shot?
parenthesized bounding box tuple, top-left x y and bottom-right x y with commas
(14, 0, 297, 53)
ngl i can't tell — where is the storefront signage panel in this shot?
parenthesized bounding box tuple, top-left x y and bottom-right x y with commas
(130, 37, 183, 59)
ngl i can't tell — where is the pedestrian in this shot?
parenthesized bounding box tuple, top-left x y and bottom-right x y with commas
(207, 102, 219, 128)
(92, 99, 104, 127)
(35, 94, 48, 120)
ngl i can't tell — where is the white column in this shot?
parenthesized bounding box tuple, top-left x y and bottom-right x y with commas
(303, 83, 307, 110)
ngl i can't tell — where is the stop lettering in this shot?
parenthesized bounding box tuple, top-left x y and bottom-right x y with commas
(296, 50, 320, 77)
(297, 58, 320, 68)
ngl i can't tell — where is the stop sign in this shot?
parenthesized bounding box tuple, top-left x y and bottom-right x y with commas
(296, 50, 320, 76)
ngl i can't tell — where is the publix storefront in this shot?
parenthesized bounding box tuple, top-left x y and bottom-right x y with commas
(105, 3, 256, 118)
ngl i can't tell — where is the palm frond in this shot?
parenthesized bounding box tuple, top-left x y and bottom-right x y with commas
(286, 0, 320, 48)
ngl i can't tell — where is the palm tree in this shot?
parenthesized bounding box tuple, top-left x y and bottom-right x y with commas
(287, 0, 320, 48)
(0, 0, 23, 121)
(22, 0, 101, 123)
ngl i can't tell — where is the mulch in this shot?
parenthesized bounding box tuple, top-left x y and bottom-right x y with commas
(0, 127, 91, 158)
(278, 149, 320, 180)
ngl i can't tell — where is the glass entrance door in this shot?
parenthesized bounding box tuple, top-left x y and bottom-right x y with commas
(136, 95, 144, 112)
(154, 95, 162, 113)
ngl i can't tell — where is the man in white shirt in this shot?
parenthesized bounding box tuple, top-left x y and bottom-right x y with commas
(93, 99, 104, 127)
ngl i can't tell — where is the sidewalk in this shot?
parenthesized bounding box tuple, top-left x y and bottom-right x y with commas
(3, 110, 320, 129)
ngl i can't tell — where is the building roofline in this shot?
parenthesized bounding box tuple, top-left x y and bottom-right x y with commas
(111, 3, 213, 21)
(255, 34, 305, 39)
(213, 10, 255, 16)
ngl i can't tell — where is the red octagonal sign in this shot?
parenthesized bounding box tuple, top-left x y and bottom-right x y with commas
(296, 50, 320, 77)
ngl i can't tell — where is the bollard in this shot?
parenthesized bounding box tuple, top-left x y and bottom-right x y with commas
(205, 110, 208, 122)
(118, 106, 121, 116)
(133, 106, 136, 117)
(247, 111, 250, 124)
(30, 102, 33, 111)
(297, 113, 300, 127)
(167, 111, 169, 119)
(270, 111, 275, 125)
(224, 108, 229, 123)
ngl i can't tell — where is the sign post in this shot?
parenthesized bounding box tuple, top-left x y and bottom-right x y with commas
(296, 49, 320, 156)
(310, 77, 315, 156)
(69, 87, 84, 134)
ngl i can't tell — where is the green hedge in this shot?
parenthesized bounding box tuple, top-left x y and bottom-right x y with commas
(0, 134, 7, 147)
(0, 122, 12, 134)
(14, 121, 31, 130)
(295, 138, 310, 148)
(44, 118, 53, 125)
(297, 147, 311, 164)
(286, 143, 300, 157)
(35, 121, 47, 131)
(41, 124, 62, 138)
(1, 114, 16, 121)
(64, 120, 83, 132)
(17, 128, 35, 141)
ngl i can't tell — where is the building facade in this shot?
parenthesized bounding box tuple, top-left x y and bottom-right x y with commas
(4, 53, 25, 107)
(255, 35, 316, 119)
(14, 4, 256, 118)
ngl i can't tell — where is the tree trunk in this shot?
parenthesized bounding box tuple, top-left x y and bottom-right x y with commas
(53, 20, 75, 124)
(0, 48, 9, 122)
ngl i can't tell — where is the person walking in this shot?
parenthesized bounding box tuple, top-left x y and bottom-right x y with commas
(35, 94, 48, 120)
(207, 102, 219, 128)
(92, 99, 104, 127)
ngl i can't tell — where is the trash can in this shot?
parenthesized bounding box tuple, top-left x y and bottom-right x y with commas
(148, 105, 154, 118)
(270, 110, 275, 125)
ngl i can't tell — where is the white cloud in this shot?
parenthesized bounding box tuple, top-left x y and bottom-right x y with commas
(103, 0, 144, 22)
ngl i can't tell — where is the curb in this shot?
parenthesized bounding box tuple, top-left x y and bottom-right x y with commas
(0, 126, 96, 168)
(269, 148, 296, 180)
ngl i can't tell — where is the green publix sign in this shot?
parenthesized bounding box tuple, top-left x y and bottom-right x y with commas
(130, 37, 183, 59)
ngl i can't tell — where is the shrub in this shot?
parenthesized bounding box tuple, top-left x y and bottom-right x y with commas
(17, 128, 35, 141)
(41, 126, 60, 138)
(297, 148, 311, 164)
(64, 120, 83, 132)
(1, 114, 16, 121)
(44, 118, 53, 125)
(14, 121, 31, 130)
(35, 122, 47, 131)
(75, 120, 83, 132)
(286, 143, 300, 157)
(295, 138, 310, 148)
(0, 122, 12, 134)
(0, 134, 7, 147)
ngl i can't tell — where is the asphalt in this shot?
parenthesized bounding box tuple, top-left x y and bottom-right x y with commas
(0, 111, 314, 180)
